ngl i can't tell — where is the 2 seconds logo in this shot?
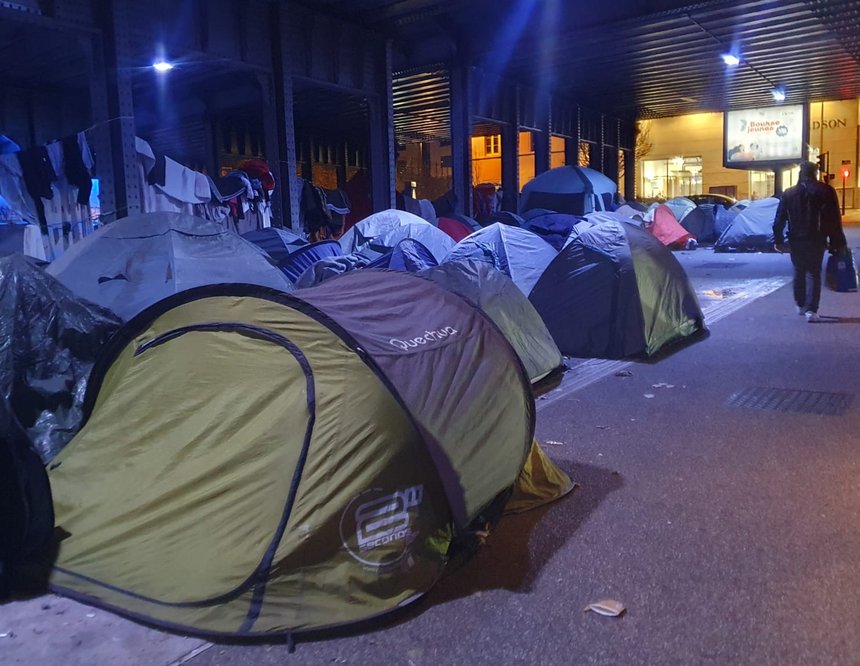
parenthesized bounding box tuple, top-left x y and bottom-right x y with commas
(339, 485, 424, 568)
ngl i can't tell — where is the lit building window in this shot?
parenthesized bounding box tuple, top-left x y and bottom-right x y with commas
(641, 156, 703, 199)
(485, 135, 501, 156)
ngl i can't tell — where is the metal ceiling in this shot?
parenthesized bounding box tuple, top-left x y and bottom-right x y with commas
(304, 0, 860, 119)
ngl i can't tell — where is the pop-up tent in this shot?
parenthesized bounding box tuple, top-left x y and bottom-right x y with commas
(339, 209, 453, 262)
(279, 240, 343, 282)
(420, 260, 564, 386)
(661, 197, 696, 222)
(47, 212, 294, 320)
(714, 197, 778, 252)
(520, 166, 617, 217)
(522, 212, 580, 250)
(366, 238, 438, 273)
(529, 218, 704, 359)
(444, 223, 558, 296)
(1, 254, 121, 462)
(438, 215, 480, 242)
(47, 271, 534, 637)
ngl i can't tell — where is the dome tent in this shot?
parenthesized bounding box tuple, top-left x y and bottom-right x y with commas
(420, 260, 564, 386)
(714, 197, 778, 252)
(647, 204, 694, 249)
(444, 223, 558, 296)
(338, 209, 453, 262)
(680, 205, 717, 244)
(46, 270, 534, 637)
(47, 212, 293, 320)
(520, 166, 617, 217)
(529, 218, 704, 359)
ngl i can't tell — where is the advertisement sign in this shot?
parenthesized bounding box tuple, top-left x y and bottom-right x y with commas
(723, 104, 808, 169)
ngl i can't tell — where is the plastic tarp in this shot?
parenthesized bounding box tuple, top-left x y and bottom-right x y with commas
(0, 254, 121, 462)
(339, 209, 454, 262)
(444, 223, 558, 296)
(714, 197, 779, 252)
(529, 218, 704, 359)
(520, 166, 617, 216)
(648, 204, 694, 248)
(47, 212, 294, 320)
(242, 227, 307, 265)
(420, 260, 563, 384)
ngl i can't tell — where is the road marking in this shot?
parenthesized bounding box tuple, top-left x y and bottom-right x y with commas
(536, 277, 789, 410)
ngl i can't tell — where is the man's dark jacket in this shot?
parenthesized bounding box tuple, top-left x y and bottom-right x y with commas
(773, 179, 846, 249)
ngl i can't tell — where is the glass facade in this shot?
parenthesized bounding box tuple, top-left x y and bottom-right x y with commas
(641, 156, 703, 199)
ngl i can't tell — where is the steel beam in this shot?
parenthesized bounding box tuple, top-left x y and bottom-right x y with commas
(449, 65, 472, 216)
(368, 39, 395, 212)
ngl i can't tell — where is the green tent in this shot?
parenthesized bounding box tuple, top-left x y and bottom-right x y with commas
(48, 270, 534, 637)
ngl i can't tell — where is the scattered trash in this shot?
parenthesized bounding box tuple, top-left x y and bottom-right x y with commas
(644, 393, 655, 399)
(545, 440, 565, 446)
(651, 382, 675, 389)
(0, 631, 16, 638)
(614, 370, 633, 377)
(584, 599, 626, 617)
(86, 612, 96, 618)
(595, 425, 610, 429)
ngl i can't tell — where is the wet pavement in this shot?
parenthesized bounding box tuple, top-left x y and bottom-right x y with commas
(3, 224, 860, 665)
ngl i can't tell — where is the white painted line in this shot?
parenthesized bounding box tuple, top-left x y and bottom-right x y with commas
(536, 277, 789, 410)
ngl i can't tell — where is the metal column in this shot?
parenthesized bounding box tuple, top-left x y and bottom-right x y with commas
(271, 3, 301, 232)
(256, 70, 284, 227)
(95, 0, 141, 223)
(449, 65, 472, 216)
(368, 39, 395, 212)
(500, 86, 519, 213)
(564, 105, 581, 166)
(534, 91, 551, 175)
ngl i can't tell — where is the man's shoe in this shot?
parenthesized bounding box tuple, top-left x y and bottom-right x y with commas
(805, 311, 820, 322)
(796, 305, 805, 315)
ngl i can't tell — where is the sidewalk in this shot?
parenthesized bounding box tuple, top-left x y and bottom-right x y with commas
(3, 231, 860, 665)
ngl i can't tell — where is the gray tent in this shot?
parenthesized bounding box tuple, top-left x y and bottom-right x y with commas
(48, 212, 294, 320)
(420, 261, 564, 388)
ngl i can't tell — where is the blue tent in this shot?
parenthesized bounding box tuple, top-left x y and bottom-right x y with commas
(520, 166, 617, 217)
(280, 240, 344, 282)
(444, 223, 558, 296)
(714, 197, 778, 252)
(522, 212, 582, 250)
(366, 238, 438, 272)
(680, 205, 717, 244)
(242, 228, 307, 265)
(529, 218, 704, 359)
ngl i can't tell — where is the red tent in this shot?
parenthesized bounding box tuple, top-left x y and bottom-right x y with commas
(438, 216, 475, 242)
(648, 204, 694, 249)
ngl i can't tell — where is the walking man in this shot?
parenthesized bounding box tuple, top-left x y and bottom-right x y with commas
(773, 161, 846, 322)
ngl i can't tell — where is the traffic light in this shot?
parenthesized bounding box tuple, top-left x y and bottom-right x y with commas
(817, 152, 829, 180)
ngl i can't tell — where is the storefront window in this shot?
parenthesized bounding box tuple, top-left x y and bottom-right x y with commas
(641, 156, 703, 199)
(749, 170, 775, 200)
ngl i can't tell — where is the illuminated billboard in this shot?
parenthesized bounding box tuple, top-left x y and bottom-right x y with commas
(723, 104, 808, 169)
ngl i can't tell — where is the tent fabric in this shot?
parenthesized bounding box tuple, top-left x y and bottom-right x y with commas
(293, 253, 373, 288)
(437, 216, 474, 242)
(47, 212, 294, 320)
(504, 440, 576, 515)
(681, 206, 717, 244)
(529, 219, 704, 359)
(522, 212, 581, 250)
(444, 223, 558, 296)
(614, 204, 645, 221)
(714, 204, 738, 238)
(47, 273, 534, 637)
(339, 209, 453, 262)
(648, 204, 694, 248)
(242, 228, 307, 265)
(279, 240, 343, 283)
(714, 197, 779, 252)
(419, 260, 564, 385)
(520, 166, 617, 216)
(1, 254, 121, 462)
(662, 197, 697, 222)
(366, 238, 438, 273)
